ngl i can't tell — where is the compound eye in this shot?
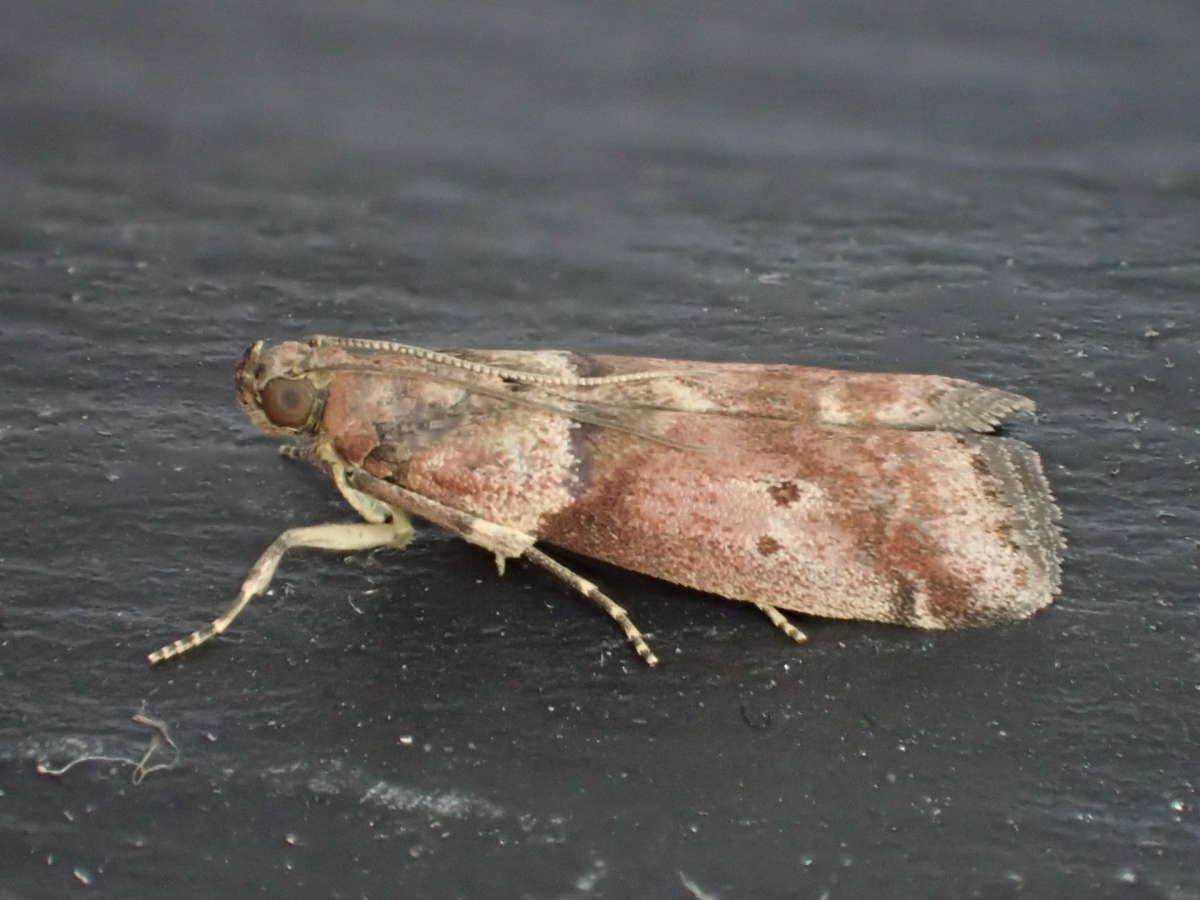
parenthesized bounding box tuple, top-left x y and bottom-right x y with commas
(260, 377, 316, 429)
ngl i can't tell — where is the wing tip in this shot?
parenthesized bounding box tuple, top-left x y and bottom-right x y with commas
(938, 385, 1038, 433)
(977, 435, 1066, 593)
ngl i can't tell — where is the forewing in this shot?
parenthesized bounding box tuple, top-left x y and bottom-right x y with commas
(321, 344, 1064, 630)
(534, 411, 1064, 629)
(440, 348, 1037, 434)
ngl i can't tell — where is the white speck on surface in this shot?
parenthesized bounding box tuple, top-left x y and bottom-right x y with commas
(360, 780, 505, 820)
(679, 870, 721, 900)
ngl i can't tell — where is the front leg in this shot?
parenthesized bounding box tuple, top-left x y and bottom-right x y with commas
(148, 521, 409, 664)
(282, 442, 400, 527)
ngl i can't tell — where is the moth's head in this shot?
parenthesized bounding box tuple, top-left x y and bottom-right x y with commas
(236, 340, 325, 436)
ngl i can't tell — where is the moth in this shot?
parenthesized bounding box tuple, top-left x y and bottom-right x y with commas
(149, 335, 1064, 667)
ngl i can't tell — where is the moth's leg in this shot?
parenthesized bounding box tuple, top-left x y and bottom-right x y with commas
(330, 462, 409, 531)
(347, 469, 536, 567)
(523, 547, 659, 667)
(148, 521, 405, 664)
(279, 447, 404, 531)
(750, 601, 808, 645)
(346, 469, 658, 666)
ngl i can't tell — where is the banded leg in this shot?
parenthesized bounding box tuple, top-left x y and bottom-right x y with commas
(348, 469, 658, 666)
(523, 547, 659, 667)
(751, 601, 808, 645)
(347, 469, 536, 565)
(148, 521, 407, 664)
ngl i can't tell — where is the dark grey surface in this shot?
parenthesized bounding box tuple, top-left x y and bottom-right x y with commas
(3, 1, 1198, 897)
